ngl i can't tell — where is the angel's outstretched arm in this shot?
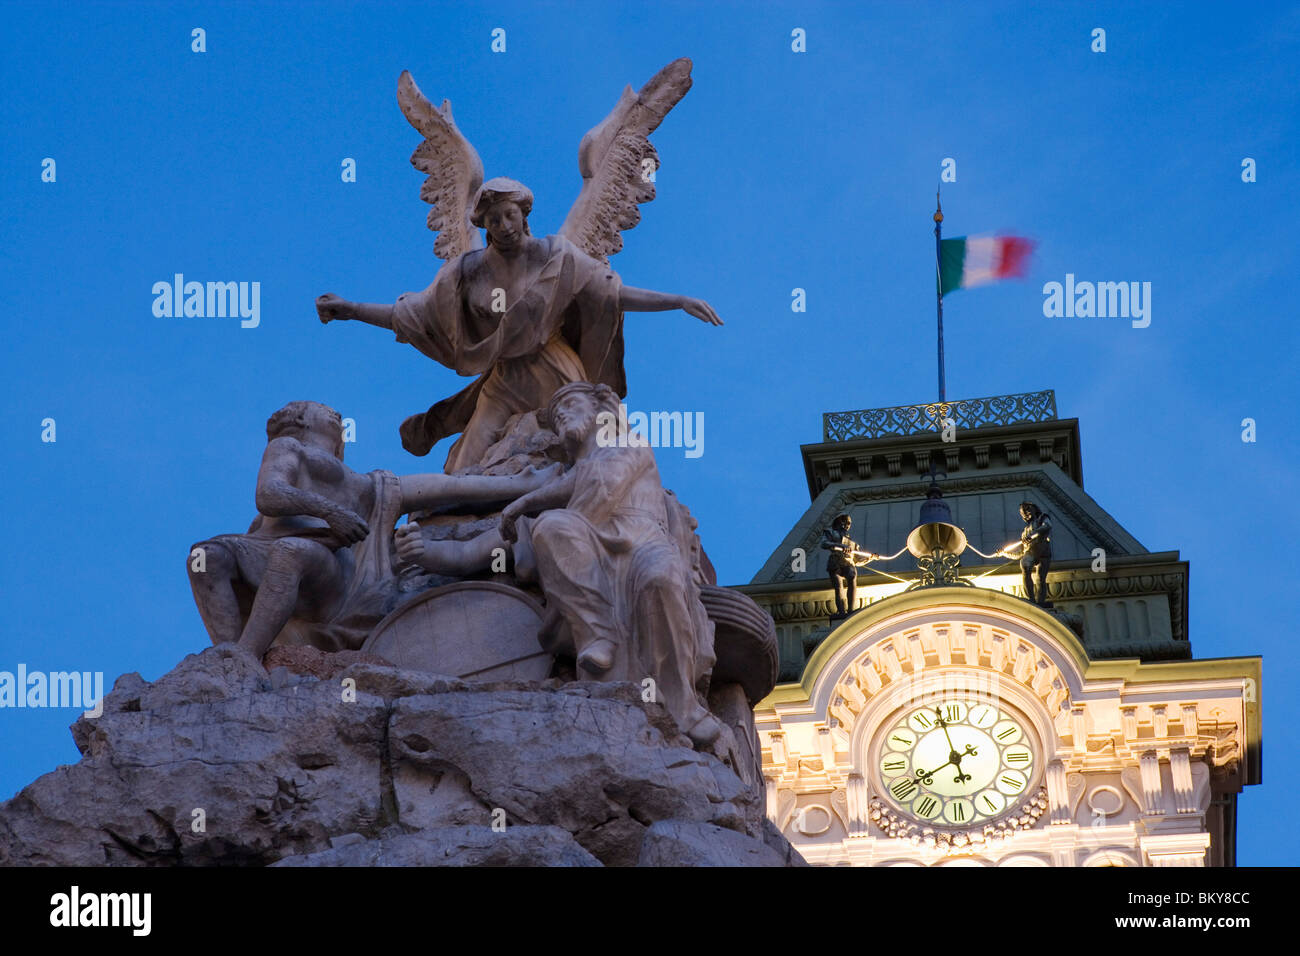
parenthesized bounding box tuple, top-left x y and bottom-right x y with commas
(316, 294, 394, 330)
(317, 73, 482, 330)
(619, 285, 722, 326)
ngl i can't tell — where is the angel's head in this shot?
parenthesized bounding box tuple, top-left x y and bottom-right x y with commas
(472, 177, 533, 251)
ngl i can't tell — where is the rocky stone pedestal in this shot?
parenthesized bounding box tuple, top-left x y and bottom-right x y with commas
(0, 645, 804, 867)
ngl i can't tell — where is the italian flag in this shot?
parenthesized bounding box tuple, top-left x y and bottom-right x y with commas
(939, 235, 1035, 296)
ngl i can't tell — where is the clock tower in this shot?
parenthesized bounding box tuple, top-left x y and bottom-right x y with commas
(741, 390, 1261, 866)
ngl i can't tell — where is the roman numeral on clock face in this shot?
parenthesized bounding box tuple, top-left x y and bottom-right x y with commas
(915, 796, 937, 817)
(1000, 774, 1024, 792)
(1005, 748, 1031, 764)
(943, 799, 973, 824)
(888, 729, 917, 750)
(891, 778, 919, 800)
(910, 711, 933, 730)
(997, 726, 1017, 740)
(976, 789, 1007, 816)
(883, 758, 906, 771)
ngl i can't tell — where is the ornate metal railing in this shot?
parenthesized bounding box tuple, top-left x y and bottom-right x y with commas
(823, 390, 1058, 442)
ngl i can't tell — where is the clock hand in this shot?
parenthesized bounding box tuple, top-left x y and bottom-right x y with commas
(913, 712, 986, 790)
(949, 743, 978, 785)
(912, 758, 956, 787)
(933, 708, 979, 785)
(935, 707, 958, 752)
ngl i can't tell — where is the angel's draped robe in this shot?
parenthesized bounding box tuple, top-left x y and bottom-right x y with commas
(392, 234, 626, 472)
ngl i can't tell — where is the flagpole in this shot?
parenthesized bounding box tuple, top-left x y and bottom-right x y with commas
(934, 187, 946, 404)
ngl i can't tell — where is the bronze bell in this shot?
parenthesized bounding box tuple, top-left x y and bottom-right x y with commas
(906, 475, 967, 558)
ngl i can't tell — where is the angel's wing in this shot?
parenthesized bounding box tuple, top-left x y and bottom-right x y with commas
(559, 58, 693, 263)
(397, 70, 485, 261)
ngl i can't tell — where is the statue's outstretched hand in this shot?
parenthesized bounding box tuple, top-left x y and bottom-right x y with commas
(316, 294, 350, 324)
(682, 297, 723, 326)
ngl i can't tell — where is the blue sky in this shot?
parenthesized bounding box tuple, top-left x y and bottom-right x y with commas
(2, 1, 1296, 864)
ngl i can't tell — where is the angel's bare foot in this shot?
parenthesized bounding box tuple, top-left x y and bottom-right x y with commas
(577, 638, 616, 675)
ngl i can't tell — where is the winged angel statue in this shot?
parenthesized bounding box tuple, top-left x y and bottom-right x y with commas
(316, 58, 721, 472)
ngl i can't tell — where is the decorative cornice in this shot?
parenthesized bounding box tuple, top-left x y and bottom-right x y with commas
(754, 567, 1184, 615)
(751, 565, 1188, 652)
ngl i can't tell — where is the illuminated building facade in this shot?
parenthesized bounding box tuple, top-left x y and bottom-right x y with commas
(741, 391, 1260, 866)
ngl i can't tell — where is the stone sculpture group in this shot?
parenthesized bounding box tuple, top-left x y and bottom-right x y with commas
(188, 58, 776, 764)
(0, 57, 797, 869)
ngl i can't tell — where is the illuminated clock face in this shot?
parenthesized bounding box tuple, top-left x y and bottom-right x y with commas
(877, 699, 1036, 826)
